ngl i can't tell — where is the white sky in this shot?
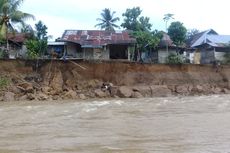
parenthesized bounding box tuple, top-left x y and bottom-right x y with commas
(21, 0, 230, 40)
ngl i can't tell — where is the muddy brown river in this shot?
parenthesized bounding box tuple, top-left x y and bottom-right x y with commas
(1, 95, 230, 153)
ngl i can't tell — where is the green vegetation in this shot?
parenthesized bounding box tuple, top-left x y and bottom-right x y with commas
(0, 0, 34, 49)
(95, 8, 120, 32)
(121, 7, 162, 61)
(168, 21, 187, 47)
(0, 2, 196, 64)
(121, 7, 151, 31)
(0, 48, 8, 58)
(166, 53, 183, 64)
(26, 21, 48, 59)
(0, 76, 10, 89)
(186, 29, 200, 40)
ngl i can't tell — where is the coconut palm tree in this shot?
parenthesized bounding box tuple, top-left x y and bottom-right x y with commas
(0, 0, 35, 49)
(163, 13, 174, 32)
(95, 8, 120, 32)
(163, 13, 174, 53)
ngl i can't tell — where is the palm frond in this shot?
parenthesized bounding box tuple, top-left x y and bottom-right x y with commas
(110, 17, 119, 22)
(11, 0, 24, 11)
(95, 8, 120, 31)
(96, 18, 105, 22)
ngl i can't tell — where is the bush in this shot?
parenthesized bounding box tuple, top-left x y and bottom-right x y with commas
(25, 40, 40, 59)
(0, 49, 9, 59)
(26, 39, 47, 59)
(0, 77, 10, 89)
(166, 53, 183, 64)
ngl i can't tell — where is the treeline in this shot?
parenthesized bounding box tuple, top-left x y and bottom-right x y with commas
(0, 0, 199, 60)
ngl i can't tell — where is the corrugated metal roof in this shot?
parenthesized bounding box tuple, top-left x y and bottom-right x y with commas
(159, 32, 175, 47)
(188, 29, 218, 47)
(8, 33, 27, 43)
(191, 29, 219, 47)
(189, 28, 230, 48)
(207, 35, 230, 44)
(192, 34, 230, 48)
(59, 30, 136, 47)
(48, 41, 66, 45)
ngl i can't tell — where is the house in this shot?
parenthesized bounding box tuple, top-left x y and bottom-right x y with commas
(142, 32, 185, 63)
(0, 33, 28, 58)
(187, 29, 230, 64)
(47, 41, 66, 58)
(157, 32, 183, 63)
(52, 30, 136, 60)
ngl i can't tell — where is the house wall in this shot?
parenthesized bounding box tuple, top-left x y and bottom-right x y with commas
(200, 49, 215, 64)
(94, 48, 103, 59)
(128, 46, 135, 61)
(189, 52, 194, 64)
(18, 45, 27, 58)
(65, 43, 83, 58)
(141, 50, 158, 63)
(214, 51, 226, 62)
(83, 48, 109, 60)
(193, 50, 200, 64)
(83, 48, 94, 59)
(66, 43, 77, 57)
(158, 49, 177, 63)
(94, 47, 109, 60)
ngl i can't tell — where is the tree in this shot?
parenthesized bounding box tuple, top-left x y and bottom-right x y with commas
(168, 21, 187, 47)
(163, 13, 174, 32)
(163, 13, 174, 54)
(121, 7, 152, 31)
(95, 8, 120, 31)
(133, 30, 162, 51)
(186, 28, 200, 40)
(0, 0, 34, 49)
(20, 23, 35, 39)
(26, 21, 48, 59)
(35, 20, 48, 40)
(132, 30, 162, 61)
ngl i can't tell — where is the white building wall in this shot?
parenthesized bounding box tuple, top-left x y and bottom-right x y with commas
(189, 52, 194, 64)
(215, 51, 226, 62)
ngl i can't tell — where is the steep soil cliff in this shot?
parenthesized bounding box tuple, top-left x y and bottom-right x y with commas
(0, 60, 230, 101)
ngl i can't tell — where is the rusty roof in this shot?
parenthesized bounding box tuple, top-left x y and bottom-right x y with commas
(159, 32, 174, 47)
(8, 33, 28, 43)
(59, 30, 136, 47)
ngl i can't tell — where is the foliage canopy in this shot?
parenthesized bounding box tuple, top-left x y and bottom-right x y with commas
(168, 21, 187, 46)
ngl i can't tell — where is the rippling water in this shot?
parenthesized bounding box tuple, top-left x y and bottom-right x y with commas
(1, 95, 230, 153)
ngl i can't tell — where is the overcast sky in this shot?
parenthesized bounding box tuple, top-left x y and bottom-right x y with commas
(21, 0, 230, 40)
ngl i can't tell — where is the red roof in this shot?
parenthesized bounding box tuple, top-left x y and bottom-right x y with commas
(60, 30, 136, 47)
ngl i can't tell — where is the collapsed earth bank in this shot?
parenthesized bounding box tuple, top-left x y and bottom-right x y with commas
(0, 60, 230, 101)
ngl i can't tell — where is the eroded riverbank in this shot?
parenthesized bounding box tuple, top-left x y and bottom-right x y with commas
(0, 60, 230, 102)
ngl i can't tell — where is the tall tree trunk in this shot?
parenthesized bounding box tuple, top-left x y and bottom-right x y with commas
(5, 24, 9, 51)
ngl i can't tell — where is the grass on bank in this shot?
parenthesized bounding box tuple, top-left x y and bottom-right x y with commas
(0, 77, 10, 90)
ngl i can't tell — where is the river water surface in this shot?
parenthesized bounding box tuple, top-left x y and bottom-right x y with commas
(1, 95, 230, 153)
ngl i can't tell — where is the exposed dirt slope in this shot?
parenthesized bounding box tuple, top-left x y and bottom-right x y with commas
(0, 60, 230, 101)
